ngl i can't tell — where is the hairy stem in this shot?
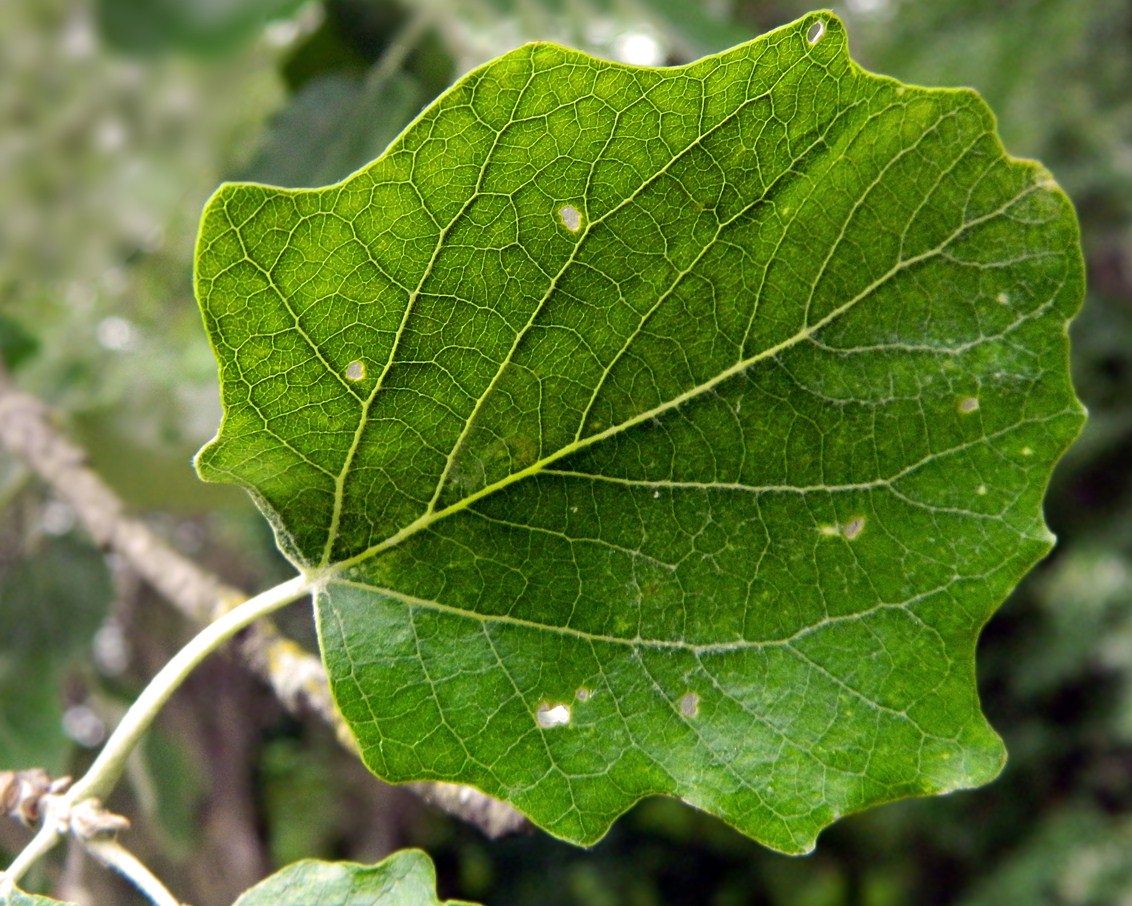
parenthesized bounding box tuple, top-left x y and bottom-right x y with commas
(0, 816, 64, 898)
(0, 575, 313, 894)
(68, 574, 313, 803)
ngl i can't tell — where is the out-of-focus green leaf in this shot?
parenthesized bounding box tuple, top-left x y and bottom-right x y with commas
(259, 734, 342, 866)
(4, 890, 79, 906)
(957, 806, 1132, 906)
(95, 0, 306, 56)
(232, 850, 479, 905)
(0, 317, 40, 373)
(244, 71, 429, 188)
(0, 538, 113, 772)
(194, 12, 1082, 852)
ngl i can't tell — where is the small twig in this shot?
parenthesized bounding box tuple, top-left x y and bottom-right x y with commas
(365, 7, 436, 92)
(83, 838, 183, 906)
(1, 770, 71, 827)
(409, 781, 533, 840)
(0, 365, 231, 623)
(0, 813, 63, 898)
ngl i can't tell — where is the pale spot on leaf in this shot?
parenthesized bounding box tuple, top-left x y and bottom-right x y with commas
(976, 484, 988, 496)
(558, 205, 583, 232)
(536, 703, 571, 728)
(997, 291, 1009, 304)
(820, 516, 865, 540)
(958, 397, 979, 414)
(679, 691, 700, 718)
(576, 688, 592, 702)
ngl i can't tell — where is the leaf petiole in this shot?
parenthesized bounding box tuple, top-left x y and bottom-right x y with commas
(1, 573, 314, 896)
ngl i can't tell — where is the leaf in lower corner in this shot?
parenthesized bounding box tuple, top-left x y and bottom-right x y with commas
(193, 12, 1084, 853)
(5, 891, 79, 906)
(231, 851, 479, 906)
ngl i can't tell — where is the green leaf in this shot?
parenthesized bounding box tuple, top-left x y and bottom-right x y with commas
(0, 315, 40, 373)
(3, 890, 78, 906)
(232, 850, 479, 906)
(95, 0, 305, 56)
(194, 12, 1084, 852)
(244, 72, 431, 189)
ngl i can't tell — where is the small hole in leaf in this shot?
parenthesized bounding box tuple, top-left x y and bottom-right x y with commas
(841, 516, 865, 541)
(345, 360, 366, 381)
(558, 205, 582, 232)
(576, 688, 592, 702)
(536, 703, 571, 728)
(679, 692, 700, 718)
(958, 397, 979, 414)
(806, 19, 825, 45)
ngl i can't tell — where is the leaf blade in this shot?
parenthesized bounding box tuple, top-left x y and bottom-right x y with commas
(232, 850, 479, 906)
(195, 12, 1084, 851)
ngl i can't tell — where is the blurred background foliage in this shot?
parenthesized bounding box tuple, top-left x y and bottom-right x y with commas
(1, 0, 1130, 902)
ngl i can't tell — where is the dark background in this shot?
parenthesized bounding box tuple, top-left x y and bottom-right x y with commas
(2, 0, 1130, 902)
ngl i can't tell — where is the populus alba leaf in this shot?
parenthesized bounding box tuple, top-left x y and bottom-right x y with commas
(194, 12, 1084, 853)
(232, 851, 478, 906)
